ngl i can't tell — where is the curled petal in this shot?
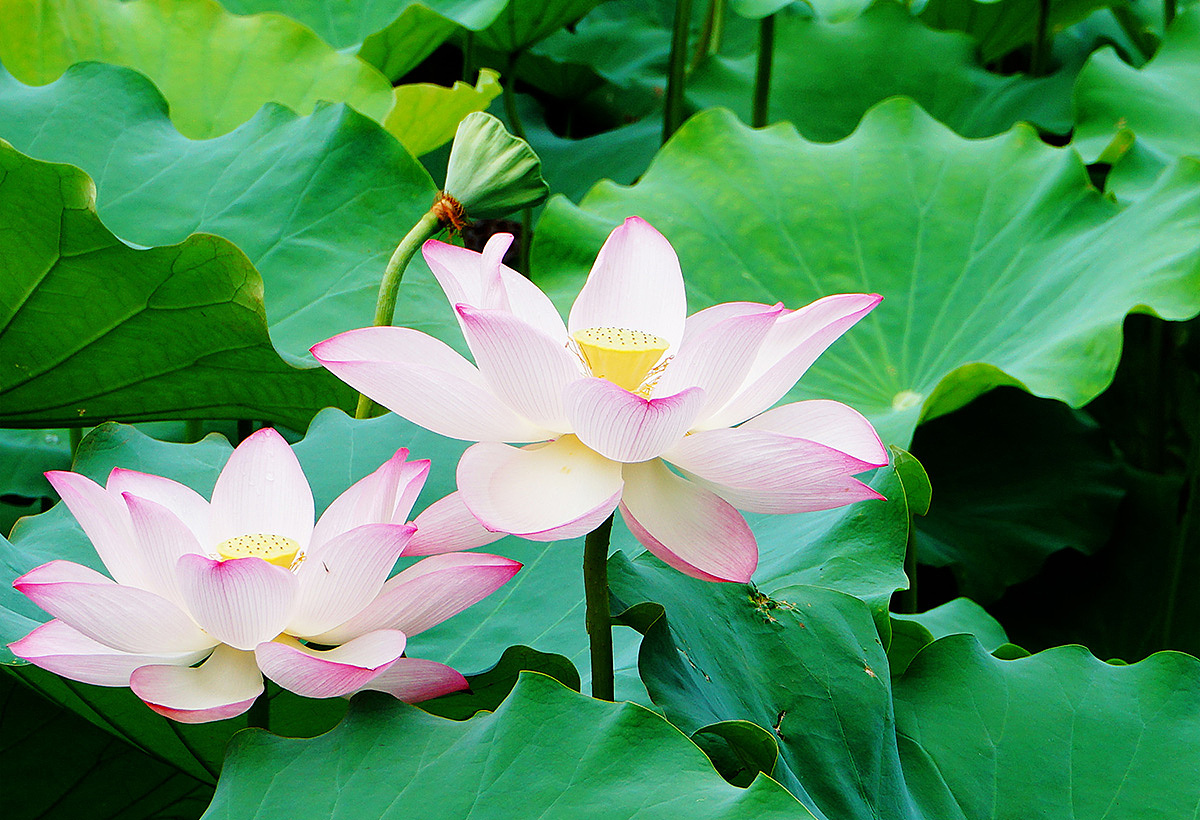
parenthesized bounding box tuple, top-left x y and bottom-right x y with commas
(423, 235, 567, 341)
(619, 459, 757, 583)
(741, 400, 888, 466)
(568, 217, 687, 348)
(123, 493, 205, 607)
(705, 293, 882, 428)
(655, 302, 784, 421)
(255, 630, 408, 698)
(407, 492, 506, 556)
(311, 450, 429, 550)
(457, 305, 583, 431)
(9, 619, 210, 687)
(311, 326, 552, 443)
(457, 438, 623, 541)
(176, 554, 297, 651)
(355, 657, 469, 703)
(565, 379, 705, 463)
(312, 552, 521, 644)
(131, 644, 263, 724)
(209, 427, 314, 549)
(106, 468, 212, 548)
(287, 524, 415, 639)
(44, 471, 143, 588)
(664, 427, 884, 513)
(14, 560, 213, 654)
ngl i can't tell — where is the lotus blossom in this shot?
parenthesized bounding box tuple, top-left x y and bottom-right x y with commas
(8, 428, 520, 723)
(312, 217, 887, 583)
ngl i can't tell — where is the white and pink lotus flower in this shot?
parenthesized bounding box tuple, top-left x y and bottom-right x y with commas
(312, 217, 888, 583)
(8, 428, 520, 723)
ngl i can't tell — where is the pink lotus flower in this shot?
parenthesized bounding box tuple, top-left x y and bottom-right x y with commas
(8, 428, 520, 723)
(312, 217, 887, 583)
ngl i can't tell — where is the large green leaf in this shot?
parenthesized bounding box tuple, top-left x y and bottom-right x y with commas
(687, 2, 1077, 140)
(887, 597, 1014, 675)
(531, 101, 1200, 446)
(894, 637, 1200, 819)
(202, 674, 811, 819)
(917, 0, 1114, 62)
(1075, 6, 1200, 198)
(386, 69, 503, 156)
(0, 62, 458, 369)
(612, 554, 919, 820)
(475, 0, 604, 53)
(0, 430, 70, 498)
(0, 0, 395, 139)
(911, 388, 1124, 601)
(1, 673, 213, 820)
(0, 143, 353, 429)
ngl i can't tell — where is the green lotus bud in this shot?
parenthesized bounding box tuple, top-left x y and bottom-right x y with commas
(442, 112, 548, 221)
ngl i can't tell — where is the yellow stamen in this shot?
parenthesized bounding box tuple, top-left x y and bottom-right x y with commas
(573, 327, 669, 393)
(216, 533, 299, 568)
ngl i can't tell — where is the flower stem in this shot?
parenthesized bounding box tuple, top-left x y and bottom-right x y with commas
(663, 0, 693, 143)
(1030, 0, 1051, 76)
(502, 54, 528, 143)
(689, 0, 725, 72)
(356, 208, 445, 419)
(68, 426, 82, 460)
(751, 13, 775, 128)
(583, 513, 615, 701)
(246, 690, 269, 730)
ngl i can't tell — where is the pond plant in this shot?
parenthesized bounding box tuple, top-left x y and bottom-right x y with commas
(3, 0, 1200, 818)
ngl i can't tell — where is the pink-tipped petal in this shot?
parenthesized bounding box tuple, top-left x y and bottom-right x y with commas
(355, 657, 469, 703)
(565, 379, 705, 463)
(209, 427, 314, 548)
(619, 459, 757, 583)
(741, 400, 888, 466)
(9, 619, 210, 687)
(106, 468, 212, 547)
(311, 450, 429, 550)
(457, 438, 623, 541)
(312, 552, 522, 644)
(311, 326, 552, 443)
(131, 644, 262, 724)
(122, 493, 205, 607)
(705, 293, 883, 428)
(567, 217, 687, 347)
(44, 471, 143, 588)
(287, 524, 415, 639)
(655, 302, 784, 420)
(407, 492, 506, 556)
(664, 427, 885, 514)
(255, 630, 408, 698)
(14, 561, 214, 653)
(176, 554, 297, 651)
(423, 236, 567, 340)
(456, 305, 584, 431)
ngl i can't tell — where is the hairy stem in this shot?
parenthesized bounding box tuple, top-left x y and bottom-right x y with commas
(752, 14, 776, 128)
(584, 513, 616, 701)
(663, 0, 693, 143)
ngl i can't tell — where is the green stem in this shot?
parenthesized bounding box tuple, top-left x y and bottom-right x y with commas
(185, 419, 204, 443)
(689, 0, 725, 72)
(1166, 0, 1176, 28)
(752, 14, 775, 128)
(357, 209, 444, 419)
(246, 690, 269, 731)
(462, 31, 475, 83)
(502, 54, 528, 143)
(898, 517, 918, 614)
(1030, 0, 1051, 76)
(68, 427, 82, 461)
(663, 0, 693, 143)
(236, 419, 254, 444)
(584, 513, 615, 701)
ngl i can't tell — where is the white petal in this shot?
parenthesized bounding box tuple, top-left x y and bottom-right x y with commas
(106, 468, 213, 548)
(287, 524, 415, 639)
(311, 326, 553, 442)
(255, 630, 408, 698)
(130, 644, 263, 724)
(568, 217, 687, 347)
(406, 491, 506, 556)
(175, 555, 297, 651)
(44, 470, 144, 588)
(209, 427, 314, 549)
(741, 400, 888, 465)
(565, 378, 705, 463)
(355, 657, 468, 702)
(122, 493, 206, 607)
(310, 449, 429, 550)
(620, 459, 757, 583)
(456, 438, 623, 540)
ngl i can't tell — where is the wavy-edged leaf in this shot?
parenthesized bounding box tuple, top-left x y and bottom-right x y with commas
(887, 597, 1014, 675)
(0, 0, 395, 139)
(203, 673, 811, 820)
(0, 143, 353, 428)
(532, 101, 1200, 446)
(917, 0, 1113, 62)
(386, 69, 503, 156)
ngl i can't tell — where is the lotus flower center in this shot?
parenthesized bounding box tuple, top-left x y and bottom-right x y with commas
(216, 533, 299, 568)
(573, 327, 669, 392)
